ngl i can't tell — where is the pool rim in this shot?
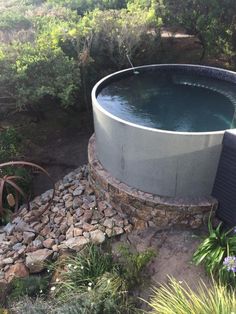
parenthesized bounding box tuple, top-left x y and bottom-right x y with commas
(92, 64, 236, 135)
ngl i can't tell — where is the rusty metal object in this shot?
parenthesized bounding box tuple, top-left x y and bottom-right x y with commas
(0, 161, 55, 216)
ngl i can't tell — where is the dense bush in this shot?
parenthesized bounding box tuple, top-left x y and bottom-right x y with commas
(0, 0, 161, 112)
(162, 0, 236, 61)
(0, 128, 22, 162)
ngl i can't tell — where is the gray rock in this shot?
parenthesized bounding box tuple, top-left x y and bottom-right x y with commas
(12, 243, 26, 252)
(43, 238, 55, 249)
(73, 187, 84, 196)
(3, 223, 15, 235)
(104, 208, 116, 218)
(54, 215, 64, 225)
(41, 189, 53, 203)
(75, 208, 84, 217)
(0, 271, 4, 280)
(26, 249, 53, 273)
(90, 230, 105, 244)
(15, 219, 34, 233)
(31, 239, 43, 250)
(66, 225, 74, 240)
(58, 184, 65, 191)
(2, 258, 14, 265)
(113, 227, 124, 236)
(0, 233, 6, 242)
(23, 232, 35, 244)
(105, 228, 113, 238)
(65, 200, 73, 209)
(73, 228, 83, 237)
(61, 237, 89, 251)
(103, 219, 113, 229)
(73, 198, 82, 210)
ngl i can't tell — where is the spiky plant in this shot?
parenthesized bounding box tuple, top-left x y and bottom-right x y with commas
(146, 277, 236, 314)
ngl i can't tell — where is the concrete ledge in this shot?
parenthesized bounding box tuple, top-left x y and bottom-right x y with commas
(88, 134, 218, 229)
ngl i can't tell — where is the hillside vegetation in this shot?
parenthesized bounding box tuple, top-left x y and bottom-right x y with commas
(0, 0, 236, 112)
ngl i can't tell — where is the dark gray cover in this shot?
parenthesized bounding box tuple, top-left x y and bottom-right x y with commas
(212, 130, 236, 227)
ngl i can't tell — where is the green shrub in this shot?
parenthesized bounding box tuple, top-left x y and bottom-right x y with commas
(0, 10, 32, 31)
(118, 244, 156, 289)
(11, 297, 53, 314)
(146, 277, 236, 314)
(0, 128, 33, 224)
(0, 127, 22, 163)
(46, 0, 127, 13)
(9, 275, 50, 301)
(193, 219, 236, 286)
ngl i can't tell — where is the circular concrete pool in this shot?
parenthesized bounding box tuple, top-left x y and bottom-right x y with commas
(92, 64, 236, 198)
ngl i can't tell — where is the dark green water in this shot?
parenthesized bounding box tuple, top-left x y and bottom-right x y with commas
(97, 71, 236, 132)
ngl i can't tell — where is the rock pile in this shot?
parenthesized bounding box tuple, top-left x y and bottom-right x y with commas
(0, 165, 133, 283)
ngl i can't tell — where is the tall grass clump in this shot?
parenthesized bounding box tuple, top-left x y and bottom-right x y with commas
(44, 243, 154, 313)
(147, 277, 236, 314)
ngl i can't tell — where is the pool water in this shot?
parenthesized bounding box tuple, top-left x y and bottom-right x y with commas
(97, 70, 236, 132)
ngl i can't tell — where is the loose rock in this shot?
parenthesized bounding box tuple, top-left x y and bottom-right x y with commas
(61, 237, 89, 251)
(90, 230, 105, 244)
(26, 249, 53, 273)
(5, 263, 29, 282)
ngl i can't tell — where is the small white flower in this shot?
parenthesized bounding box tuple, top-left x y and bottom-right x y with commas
(74, 266, 78, 270)
(47, 269, 50, 273)
(88, 282, 92, 286)
(40, 290, 43, 294)
(68, 264, 72, 268)
(51, 286, 56, 291)
(81, 266, 84, 269)
(179, 281, 183, 284)
(107, 279, 111, 284)
(88, 286, 92, 291)
(56, 278, 60, 282)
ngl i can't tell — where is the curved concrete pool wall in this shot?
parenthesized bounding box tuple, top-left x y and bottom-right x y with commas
(92, 64, 236, 198)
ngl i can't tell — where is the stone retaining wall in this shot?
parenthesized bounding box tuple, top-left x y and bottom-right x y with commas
(88, 134, 217, 229)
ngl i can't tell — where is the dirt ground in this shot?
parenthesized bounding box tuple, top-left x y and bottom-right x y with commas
(116, 226, 209, 309)
(0, 106, 94, 194)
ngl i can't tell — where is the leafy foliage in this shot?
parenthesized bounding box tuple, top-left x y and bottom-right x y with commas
(46, 0, 128, 13)
(193, 220, 236, 286)
(0, 10, 32, 31)
(118, 244, 156, 289)
(9, 275, 50, 300)
(0, 0, 162, 113)
(0, 128, 22, 163)
(162, 0, 236, 60)
(147, 277, 236, 314)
